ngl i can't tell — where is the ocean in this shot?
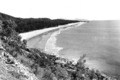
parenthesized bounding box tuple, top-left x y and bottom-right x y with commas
(25, 20, 120, 76)
(56, 20, 120, 76)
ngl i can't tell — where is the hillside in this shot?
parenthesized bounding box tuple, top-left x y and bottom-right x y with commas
(0, 12, 82, 33)
(0, 19, 116, 79)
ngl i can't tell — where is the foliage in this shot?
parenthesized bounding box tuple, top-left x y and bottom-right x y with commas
(0, 20, 117, 80)
(0, 12, 80, 33)
(41, 69, 55, 80)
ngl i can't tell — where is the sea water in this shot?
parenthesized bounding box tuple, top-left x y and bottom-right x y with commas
(56, 20, 120, 76)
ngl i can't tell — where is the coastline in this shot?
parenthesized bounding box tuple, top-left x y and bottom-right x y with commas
(19, 22, 81, 40)
(44, 22, 85, 59)
(44, 29, 63, 56)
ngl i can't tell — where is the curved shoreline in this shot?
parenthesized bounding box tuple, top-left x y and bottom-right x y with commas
(19, 22, 82, 40)
(44, 29, 63, 56)
(44, 22, 85, 58)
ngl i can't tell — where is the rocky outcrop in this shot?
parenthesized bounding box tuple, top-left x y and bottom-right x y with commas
(0, 48, 39, 80)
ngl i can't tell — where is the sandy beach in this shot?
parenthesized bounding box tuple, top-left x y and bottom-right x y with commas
(45, 22, 85, 57)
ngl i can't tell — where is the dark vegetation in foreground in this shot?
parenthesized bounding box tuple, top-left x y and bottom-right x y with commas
(0, 12, 85, 33)
(0, 20, 118, 79)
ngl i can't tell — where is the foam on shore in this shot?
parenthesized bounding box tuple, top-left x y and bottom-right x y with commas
(44, 22, 85, 57)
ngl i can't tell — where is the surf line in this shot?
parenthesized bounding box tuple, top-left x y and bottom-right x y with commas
(44, 22, 85, 57)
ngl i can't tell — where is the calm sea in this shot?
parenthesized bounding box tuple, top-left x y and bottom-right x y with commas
(56, 20, 120, 76)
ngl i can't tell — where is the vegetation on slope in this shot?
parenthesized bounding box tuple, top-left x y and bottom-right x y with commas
(0, 20, 118, 80)
(0, 12, 83, 33)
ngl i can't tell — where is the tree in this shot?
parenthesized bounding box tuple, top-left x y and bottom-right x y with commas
(22, 39, 27, 45)
(0, 20, 3, 34)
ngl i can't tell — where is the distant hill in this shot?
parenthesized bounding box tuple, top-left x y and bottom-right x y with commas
(0, 12, 82, 33)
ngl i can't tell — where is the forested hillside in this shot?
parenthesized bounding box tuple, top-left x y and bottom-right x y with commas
(0, 12, 82, 33)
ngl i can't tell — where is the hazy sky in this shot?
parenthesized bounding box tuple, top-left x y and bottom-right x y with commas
(0, 0, 120, 20)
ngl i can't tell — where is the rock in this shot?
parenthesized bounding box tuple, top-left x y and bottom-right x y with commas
(0, 50, 39, 80)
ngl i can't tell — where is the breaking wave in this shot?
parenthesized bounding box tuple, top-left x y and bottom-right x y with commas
(45, 22, 85, 57)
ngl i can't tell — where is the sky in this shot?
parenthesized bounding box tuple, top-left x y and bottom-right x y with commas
(0, 0, 120, 20)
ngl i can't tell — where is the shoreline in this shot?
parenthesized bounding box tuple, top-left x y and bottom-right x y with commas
(19, 22, 82, 40)
(44, 22, 85, 60)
